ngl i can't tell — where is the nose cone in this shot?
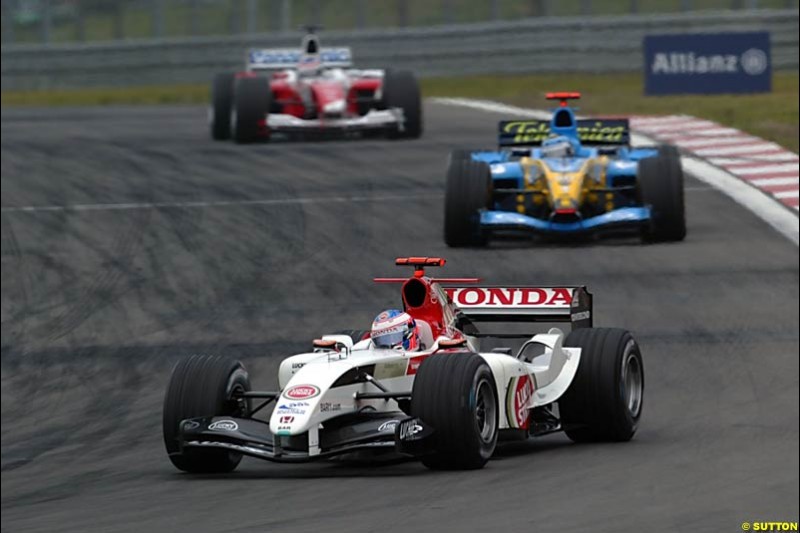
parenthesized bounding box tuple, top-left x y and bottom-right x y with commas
(323, 99, 346, 115)
(270, 401, 312, 435)
(270, 384, 321, 435)
(556, 197, 577, 211)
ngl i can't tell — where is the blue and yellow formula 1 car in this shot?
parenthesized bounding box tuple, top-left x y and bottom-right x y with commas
(444, 92, 686, 246)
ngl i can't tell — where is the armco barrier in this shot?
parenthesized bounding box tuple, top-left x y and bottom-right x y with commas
(1, 9, 797, 91)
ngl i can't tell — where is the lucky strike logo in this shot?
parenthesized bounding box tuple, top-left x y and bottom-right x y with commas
(445, 287, 573, 308)
(284, 384, 320, 400)
(508, 375, 535, 429)
(378, 420, 400, 432)
(208, 420, 239, 432)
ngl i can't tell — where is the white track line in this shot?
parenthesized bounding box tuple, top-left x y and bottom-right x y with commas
(695, 143, 785, 157)
(711, 154, 799, 164)
(750, 177, 800, 187)
(733, 163, 800, 175)
(630, 115, 693, 126)
(634, 120, 716, 133)
(0, 192, 441, 214)
(775, 190, 800, 199)
(680, 157, 799, 245)
(674, 136, 760, 149)
(430, 97, 799, 246)
(656, 127, 743, 138)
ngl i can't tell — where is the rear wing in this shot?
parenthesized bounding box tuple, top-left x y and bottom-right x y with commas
(247, 47, 352, 70)
(497, 119, 630, 147)
(445, 286, 592, 329)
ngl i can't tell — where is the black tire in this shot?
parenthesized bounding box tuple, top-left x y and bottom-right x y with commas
(638, 151, 686, 242)
(657, 143, 680, 160)
(233, 76, 271, 144)
(560, 328, 644, 443)
(210, 72, 235, 140)
(382, 70, 422, 139)
(444, 159, 492, 247)
(411, 352, 498, 469)
(163, 354, 251, 473)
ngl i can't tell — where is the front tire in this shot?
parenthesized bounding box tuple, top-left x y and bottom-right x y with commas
(210, 72, 235, 140)
(233, 76, 271, 144)
(382, 70, 422, 139)
(444, 159, 492, 247)
(560, 328, 644, 442)
(163, 354, 251, 473)
(411, 352, 498, 469)
(638, 147, 686, 242)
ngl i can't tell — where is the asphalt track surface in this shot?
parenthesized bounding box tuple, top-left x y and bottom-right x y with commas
(1, 104, 798, 533)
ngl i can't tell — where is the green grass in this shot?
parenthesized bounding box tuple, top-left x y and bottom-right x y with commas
(2, 71, 797, 151)
(422, 72, 800, 152)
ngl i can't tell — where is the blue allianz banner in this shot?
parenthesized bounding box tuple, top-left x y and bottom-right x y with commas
(644, 32, 771, 95)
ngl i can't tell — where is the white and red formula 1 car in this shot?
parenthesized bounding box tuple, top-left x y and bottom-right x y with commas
(163, 257, 644, 472)
(209, 29, 421, 143)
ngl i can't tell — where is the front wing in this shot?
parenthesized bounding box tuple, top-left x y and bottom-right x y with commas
(480, 206, 651, 235)
(176, 413, 434, 463)
(266, 108, 404, 134)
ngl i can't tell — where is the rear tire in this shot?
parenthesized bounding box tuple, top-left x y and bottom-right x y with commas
(210, 72, 235, 140)
(638, 150, 686, 242)
(233, 76, 271, 144)
(411, 352, 498, 469)
(382, 70, 422, 139)
(444, 159, 492, 247)
(560, 328, 644, 442)
(163, 354, 251, 473)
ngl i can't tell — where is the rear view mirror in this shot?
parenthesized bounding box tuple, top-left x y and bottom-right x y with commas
(438, 338, 467, 349)
(313, 339, 337, 349)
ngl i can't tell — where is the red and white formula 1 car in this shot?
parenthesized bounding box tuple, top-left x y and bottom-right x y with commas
(163, 258, 644, 472)
(209, 29, 422, 143)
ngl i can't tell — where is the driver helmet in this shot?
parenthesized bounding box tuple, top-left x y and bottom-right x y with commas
(540, 134, 574, 158)
(370, 310, 420, 351)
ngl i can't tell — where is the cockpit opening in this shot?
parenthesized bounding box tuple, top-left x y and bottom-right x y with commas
(554, 109, 573, 128)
